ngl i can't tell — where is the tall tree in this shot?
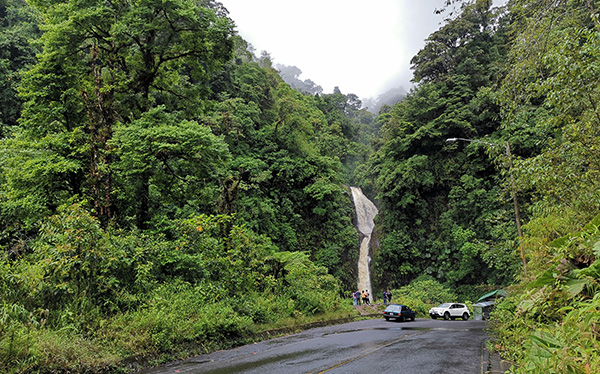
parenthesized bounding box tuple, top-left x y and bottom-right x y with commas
(3, 0, 234, 228)
(275, 64, 323, 95)
(0, 0, 40, 137)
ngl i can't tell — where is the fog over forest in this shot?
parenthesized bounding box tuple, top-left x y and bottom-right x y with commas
(275, 63, 407, 113)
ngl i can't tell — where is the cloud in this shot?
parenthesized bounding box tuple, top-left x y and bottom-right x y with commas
(221, 0, 446, 99)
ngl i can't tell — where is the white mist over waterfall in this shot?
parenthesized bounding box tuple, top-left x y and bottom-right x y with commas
(350, 187, 378, 302)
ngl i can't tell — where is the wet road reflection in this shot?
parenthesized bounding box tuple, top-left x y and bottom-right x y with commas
(139, 319, 488, 374)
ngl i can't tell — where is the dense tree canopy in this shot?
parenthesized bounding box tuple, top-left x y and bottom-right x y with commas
(0, 0, 371, 275)
(361, 0, 520, 288)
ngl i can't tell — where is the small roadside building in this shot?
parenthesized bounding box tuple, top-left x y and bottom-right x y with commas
(473, 290, 507, 320)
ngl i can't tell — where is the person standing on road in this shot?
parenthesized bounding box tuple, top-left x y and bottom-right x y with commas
(382, 290, 387, 305)
(352, 290, 358, 306)
(386, 290, 392, 304)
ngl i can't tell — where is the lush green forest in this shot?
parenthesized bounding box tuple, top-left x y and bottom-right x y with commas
(1, 0, 600, 372)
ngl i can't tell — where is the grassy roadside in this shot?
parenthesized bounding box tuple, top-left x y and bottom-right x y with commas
(1, 298, 367, 374)
(127, 303, 384, 371)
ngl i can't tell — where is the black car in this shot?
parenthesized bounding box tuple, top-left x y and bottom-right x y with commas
(383, 304, 416, 322)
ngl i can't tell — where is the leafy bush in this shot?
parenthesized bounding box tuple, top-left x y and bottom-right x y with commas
(265, 251, 341, 315)
(103, 289, 255, 357)
(520, 296, 600, 373)
(489, 215, 600, 372)
(491, 291, 600, 373)
(232, 293, 280, 324)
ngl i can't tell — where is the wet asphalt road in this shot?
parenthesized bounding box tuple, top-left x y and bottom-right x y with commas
(139, 318, 488, 374)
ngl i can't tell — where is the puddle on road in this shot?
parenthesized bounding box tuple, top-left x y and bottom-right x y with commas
(262, 336, 306, 346)
(178, 349, 318, 374)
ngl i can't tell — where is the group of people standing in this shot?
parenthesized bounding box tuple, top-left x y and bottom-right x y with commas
(353, 290, 370, 305)
(352, 289, 393, 305)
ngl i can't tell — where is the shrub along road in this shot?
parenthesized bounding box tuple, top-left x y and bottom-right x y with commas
(139, 318, 489, 374)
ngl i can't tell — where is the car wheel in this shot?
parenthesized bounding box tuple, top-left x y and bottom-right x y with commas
(400, 315, 405, 322)
(462, 313, 469, 321)
(431, 315, 437, 319)
(444, 312, 450, 320)
(411, 316, 415, 321)
(385, 317, 390, 321)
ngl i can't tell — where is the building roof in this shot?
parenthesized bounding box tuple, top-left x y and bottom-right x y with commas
(477, 289, 507, 302)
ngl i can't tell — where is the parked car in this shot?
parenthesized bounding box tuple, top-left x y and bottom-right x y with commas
(428, 303, 471, 320)
(383, 304, 416, 322)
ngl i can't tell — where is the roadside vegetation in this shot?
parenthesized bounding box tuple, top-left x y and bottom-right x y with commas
(0, 206, 357, 372)
(485, 1, 600, 372)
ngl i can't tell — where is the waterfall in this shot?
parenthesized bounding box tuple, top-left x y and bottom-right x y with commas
(350, 186, 378, 303)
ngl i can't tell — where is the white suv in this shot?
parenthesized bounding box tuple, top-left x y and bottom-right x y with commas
(429, 303, 470, 320)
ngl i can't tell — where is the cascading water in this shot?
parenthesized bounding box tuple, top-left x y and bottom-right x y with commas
(350, 186, 378, 303)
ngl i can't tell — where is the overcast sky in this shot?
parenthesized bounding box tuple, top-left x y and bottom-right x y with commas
(219, 0, 449, 100)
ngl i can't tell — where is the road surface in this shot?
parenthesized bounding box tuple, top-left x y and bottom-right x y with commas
(139, 318, 488, 374)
